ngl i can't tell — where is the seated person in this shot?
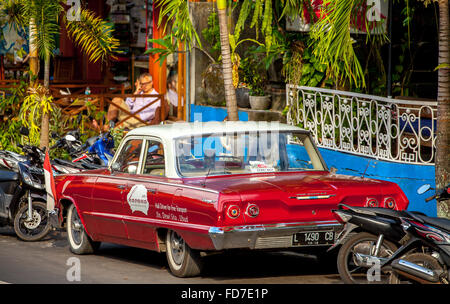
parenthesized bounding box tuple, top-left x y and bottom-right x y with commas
(166, 75, 183, 117)
(107, 73, 168, 129)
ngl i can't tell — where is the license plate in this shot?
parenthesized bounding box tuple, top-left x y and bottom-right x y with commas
(292, 231, 335, 246)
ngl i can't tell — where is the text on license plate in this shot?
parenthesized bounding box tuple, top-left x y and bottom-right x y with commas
(292, 231, 335, 246)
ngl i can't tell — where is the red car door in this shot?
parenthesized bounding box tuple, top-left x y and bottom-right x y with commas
(122, 139, 168, 249)
(90, 138, 144, 241)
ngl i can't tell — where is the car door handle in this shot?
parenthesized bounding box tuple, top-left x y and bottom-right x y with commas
(116, 185, 127, 190)
(147, 188, 157, 194)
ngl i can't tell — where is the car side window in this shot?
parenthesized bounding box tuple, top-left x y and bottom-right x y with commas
(114, 139, 143, 174)
(142, 140, 165, 176)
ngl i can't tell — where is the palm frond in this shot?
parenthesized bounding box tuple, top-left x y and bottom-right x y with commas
(310, 0, 366, 87)
(154, 0, 201, 49)
(29, 0, 62, 60)
(65, 9, 120, 63)
(0, 0, 27, 31)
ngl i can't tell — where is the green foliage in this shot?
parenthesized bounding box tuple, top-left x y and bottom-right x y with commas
(146, 34, 179, 66)
(202, 11, 221, 60)
(0, 79, 28, 153)
(154, 0, 202, 50)
(65, 9, 120, 63)
(19, 85, 54, 146)
(240, 50, 268, 96)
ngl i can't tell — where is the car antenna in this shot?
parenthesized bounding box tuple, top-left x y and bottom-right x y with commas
(361, 159, 377, 179)
(202, 166, 212, 188)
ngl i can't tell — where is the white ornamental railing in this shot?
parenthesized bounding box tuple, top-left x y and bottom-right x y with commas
(286, 85, 437, 165)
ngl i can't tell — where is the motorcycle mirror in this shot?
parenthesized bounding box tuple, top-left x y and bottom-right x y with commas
(109, 120, 115, 129)
(76, 113, 83, 125)
(51, 132, 59, 139)
(65, 134, 77, 142)
(417, 184, 432, 195)
(19, 126, 29, 137)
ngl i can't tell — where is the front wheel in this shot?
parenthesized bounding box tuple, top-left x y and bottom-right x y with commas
(337, 232, 398, 284)
(14, 201, 51, 241)
(67, 204, 100, 254)
(165, 230, 203, 277)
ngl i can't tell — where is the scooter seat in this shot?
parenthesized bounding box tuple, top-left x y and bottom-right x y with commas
(345, 205, 404, 219)
(0, 169, 19, 182)
(415, 214, 450, 233)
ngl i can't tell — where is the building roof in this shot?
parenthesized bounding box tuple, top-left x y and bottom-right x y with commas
(126, 121, 309, 139)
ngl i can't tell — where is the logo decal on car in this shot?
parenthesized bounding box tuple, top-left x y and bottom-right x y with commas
(127, 185, 149, 215)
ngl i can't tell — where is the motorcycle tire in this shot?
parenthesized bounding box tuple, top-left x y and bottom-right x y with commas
(337, 232, 398, 284)
(13, 201, 51, 242)
(389, 252, 445, 284)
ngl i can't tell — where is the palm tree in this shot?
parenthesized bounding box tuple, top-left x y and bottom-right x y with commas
(436, 0, 450, 218)
(216, 0, 238, 121)
(2, 0, 119, 148)
(310, 0, 450, 218)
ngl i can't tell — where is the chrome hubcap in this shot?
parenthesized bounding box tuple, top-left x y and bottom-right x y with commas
(170, 231, 185, 265)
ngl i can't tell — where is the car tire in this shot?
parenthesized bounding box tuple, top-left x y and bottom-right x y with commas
(67, 204, 100, 254)
(14, 201, 51, 242)
(337, 232, 397, 284)
(165, 230, 203, 277)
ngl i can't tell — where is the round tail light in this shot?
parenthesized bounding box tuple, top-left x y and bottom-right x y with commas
(226, 205, 241, 219)
(245, 203, 260, 218)
(384, 197, 396, 209)
(366, 198, 379, 207)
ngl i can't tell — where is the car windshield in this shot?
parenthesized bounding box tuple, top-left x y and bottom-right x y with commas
(174, 131, 326, 177)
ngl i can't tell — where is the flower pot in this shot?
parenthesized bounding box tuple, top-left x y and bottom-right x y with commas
(249, 95, 271, 110)
(236, 87, 250, 108)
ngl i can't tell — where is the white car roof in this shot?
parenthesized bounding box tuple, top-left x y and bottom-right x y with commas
(126, 121, 309, 140)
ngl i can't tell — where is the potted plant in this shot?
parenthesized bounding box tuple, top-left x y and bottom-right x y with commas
(240, 55, 271, 110)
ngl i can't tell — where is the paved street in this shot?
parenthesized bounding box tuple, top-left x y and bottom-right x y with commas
(0, 227, 342, 284)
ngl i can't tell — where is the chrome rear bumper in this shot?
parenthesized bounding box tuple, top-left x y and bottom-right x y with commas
(208, 220, 342, 250)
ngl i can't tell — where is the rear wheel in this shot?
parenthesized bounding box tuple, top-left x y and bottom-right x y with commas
(165, 230, 203, 277)
(14, 201, 51, 242)
(67, 204, 100, 254)
(337, 232, 398, 284)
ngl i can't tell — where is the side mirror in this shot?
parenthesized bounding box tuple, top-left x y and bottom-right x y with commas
(110, 162, 120, 173)
(76, 113, 82, 125)
(330, 167, 338, 174)
(51, 132, 59, 139)
(417, 184, 432, 195)
(19, 126, 29, 137)
(65, 134, 77, 142)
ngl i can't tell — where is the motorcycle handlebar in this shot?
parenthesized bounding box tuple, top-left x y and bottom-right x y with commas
(425, 195, 436, 202)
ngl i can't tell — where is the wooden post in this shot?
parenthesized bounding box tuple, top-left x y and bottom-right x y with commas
(177, 42, 185, 120)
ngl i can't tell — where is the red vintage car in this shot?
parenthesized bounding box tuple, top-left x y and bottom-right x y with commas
(53, 121, 409, 277)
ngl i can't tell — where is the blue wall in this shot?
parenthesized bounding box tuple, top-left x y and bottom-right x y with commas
(190, 104, 249, 122)
(190, 104, 437, 216)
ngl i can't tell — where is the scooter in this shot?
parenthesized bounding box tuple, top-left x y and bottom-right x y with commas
(385, 184, 450, 284)
(52, 121, 115, 168)
(0, 127, 51, 241)
(330, 203, 408, 283)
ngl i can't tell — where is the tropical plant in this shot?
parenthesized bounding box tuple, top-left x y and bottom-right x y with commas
(309, 0, 450, 217)
(2, 0, 120, 149)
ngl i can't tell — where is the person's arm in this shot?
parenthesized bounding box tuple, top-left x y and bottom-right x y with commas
(148, 107, 161, 125)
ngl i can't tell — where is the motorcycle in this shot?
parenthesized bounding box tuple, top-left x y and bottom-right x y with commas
(385, 184, 450, 284)
(330, 204, 407, 283)
(0, 127, 51, 241)
(52, 121, 115, 168)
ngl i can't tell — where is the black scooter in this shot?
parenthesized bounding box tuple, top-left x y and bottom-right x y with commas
(385, 184, 450, 284)
(330, 204, 407, 283)
(0, 127, 51, 241)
